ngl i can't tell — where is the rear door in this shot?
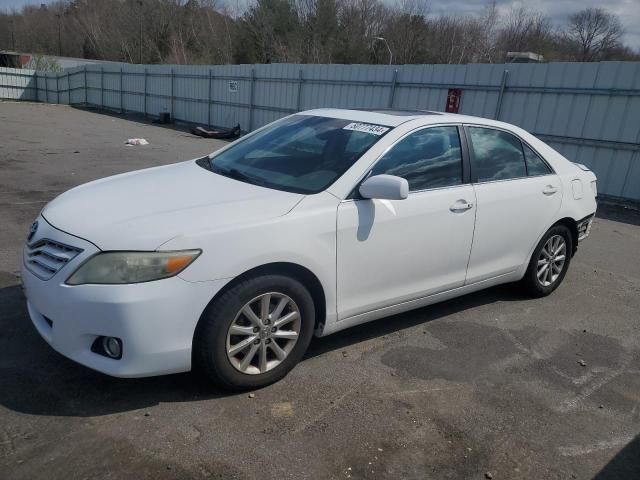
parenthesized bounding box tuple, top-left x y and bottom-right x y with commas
(464, 125, 562, 284)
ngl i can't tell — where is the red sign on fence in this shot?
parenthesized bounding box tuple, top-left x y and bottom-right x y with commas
(445, 88, 462, 113)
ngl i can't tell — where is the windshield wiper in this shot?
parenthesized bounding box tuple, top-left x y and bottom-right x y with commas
(212, 165, 267, 188)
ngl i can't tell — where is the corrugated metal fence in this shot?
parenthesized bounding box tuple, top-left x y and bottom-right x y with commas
(1, 62, 640, 201)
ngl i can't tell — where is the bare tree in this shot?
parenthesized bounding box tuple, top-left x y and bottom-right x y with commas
(563, 7, 624, 61)
(497, 6, 553, 60)
(1, 0, 638, 66)
(470, 1, 499, 63)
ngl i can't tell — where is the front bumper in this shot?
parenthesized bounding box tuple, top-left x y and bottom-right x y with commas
(22, 216, 226, 378)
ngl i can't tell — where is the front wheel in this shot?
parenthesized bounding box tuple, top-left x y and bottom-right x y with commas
(194, 274, 315, 390)
(522, 224, 573, 297)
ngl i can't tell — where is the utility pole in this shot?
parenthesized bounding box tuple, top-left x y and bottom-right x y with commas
(55, 14, 62, 56)
(138, 0, 143, 64)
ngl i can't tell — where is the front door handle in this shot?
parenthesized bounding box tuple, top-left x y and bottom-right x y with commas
(542, 185, 558, 196)
(449, 199, 474, 212)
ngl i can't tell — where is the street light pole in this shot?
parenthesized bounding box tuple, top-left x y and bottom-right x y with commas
(375, 36, 393, 65)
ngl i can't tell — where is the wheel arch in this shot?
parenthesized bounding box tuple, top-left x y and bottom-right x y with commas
(552, 217, 579, 256)
(193, 262, 327, 348)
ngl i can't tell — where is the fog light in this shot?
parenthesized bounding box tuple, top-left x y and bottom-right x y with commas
(102, 337, 122, 359)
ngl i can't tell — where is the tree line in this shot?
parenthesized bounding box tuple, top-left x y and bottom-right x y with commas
(1, 0, 638, 66)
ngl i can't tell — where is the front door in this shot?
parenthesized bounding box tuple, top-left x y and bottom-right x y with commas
(336, 125, 476, 320)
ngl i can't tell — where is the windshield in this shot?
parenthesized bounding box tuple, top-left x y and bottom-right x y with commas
(206, 115, 390, 194)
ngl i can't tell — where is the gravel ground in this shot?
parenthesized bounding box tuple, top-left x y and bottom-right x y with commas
(1, 102, 639, 480)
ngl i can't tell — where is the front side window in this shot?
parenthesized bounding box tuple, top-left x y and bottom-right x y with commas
(468, 127, 527, 182)
(206, 115, 389, 194)
(370, 126, 463, 191)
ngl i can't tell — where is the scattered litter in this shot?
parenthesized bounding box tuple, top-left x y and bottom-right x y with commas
(578, 359, 587, 367)
(125, 138, 149, 146)
(191, 123, 241, 139)
(377, 448, 383, 452)
(248, 393, 255, 399)
(485, 472, 493, 479)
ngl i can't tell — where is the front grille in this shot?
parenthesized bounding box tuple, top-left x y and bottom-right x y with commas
(25, 239, 83, 280)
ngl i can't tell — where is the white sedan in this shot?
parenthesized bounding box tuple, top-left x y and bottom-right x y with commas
(22, 109, 597, 389)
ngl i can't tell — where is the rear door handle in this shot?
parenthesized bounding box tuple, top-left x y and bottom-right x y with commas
(542, 185, 558, 196)
(449, 199, 474, 212)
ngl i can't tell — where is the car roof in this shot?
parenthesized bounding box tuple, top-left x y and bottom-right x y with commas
(302, 108, 514, 130)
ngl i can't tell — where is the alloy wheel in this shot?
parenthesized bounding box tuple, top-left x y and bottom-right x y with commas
(536, 234, 567, 287)
(226, 292, 301, 375)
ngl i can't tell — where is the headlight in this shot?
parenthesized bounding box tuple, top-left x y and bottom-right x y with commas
(66, 250, 201, 285)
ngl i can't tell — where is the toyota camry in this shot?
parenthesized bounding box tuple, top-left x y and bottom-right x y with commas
(22, 109, 597, 390)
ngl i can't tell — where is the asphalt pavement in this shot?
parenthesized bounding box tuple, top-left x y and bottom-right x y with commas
(1, 102, 639, 480)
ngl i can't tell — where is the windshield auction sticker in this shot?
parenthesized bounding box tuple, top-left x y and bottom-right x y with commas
(343, 122, 390, 136)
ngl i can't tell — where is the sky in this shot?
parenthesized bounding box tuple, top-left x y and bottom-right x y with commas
(428, 0, 640, 50)
(1, 0, 639, 49)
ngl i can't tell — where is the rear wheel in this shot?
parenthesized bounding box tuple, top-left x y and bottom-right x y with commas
(522, 224, 573, 297)
(194, 274, 315, 390)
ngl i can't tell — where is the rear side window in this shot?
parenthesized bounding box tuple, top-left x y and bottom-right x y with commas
(468, 127, 526, 181)
(370, 126, 463, 191)
(523, 144, 552, 176)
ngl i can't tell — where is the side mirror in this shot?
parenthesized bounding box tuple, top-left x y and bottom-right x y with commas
(359, 174, 409, 200)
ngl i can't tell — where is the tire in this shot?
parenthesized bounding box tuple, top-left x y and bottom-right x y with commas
(194, 274, 315, 391)
(522, 224, 573, 298)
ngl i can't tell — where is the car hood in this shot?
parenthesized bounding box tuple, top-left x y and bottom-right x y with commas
(42, 160, 304, 250)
